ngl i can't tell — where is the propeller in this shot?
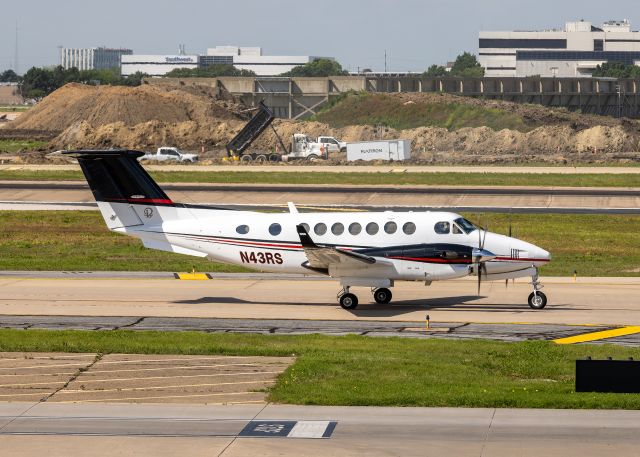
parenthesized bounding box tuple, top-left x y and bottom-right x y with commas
(505, 212, 515, 288)
(473, 222, 494, 296)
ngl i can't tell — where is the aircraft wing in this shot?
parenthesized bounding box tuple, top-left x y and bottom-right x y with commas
(296, 224, 384, 270)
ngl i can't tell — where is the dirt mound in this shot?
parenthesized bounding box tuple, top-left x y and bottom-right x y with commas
(9, 83, 640, 163)
(11, 83, 242, 132)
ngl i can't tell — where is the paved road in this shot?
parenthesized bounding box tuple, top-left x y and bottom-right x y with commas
(2, 181, 639, 213)
(2, 402, 640, 456)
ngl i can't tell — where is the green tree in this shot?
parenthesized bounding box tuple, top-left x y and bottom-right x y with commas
(450, 52, 484, 77)
(19, 65, 146, 99)
(165, 65, 256, 78)
(281, 59, 348, 77)
(592, 62, 640, 78)
(0, 69, 20, 82)
(422, 64, 448, 77)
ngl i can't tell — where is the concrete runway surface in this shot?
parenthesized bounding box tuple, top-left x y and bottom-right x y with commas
(2, 402, 640, 456)
(2, 180, 639, 214)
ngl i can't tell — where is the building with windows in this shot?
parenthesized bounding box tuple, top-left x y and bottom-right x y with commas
(121, 46, 332, 77)
(60, 47, 133, 71)
(479, 19, 640, 77)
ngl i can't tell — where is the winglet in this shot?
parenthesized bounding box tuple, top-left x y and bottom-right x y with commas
(296, 224, 317, 248)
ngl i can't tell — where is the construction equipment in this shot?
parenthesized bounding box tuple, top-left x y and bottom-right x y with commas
(225, 101, 288, 163)
(225, 101, 328, 163)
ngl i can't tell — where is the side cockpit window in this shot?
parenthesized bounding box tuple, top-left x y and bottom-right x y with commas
(434, 221, 450, 234)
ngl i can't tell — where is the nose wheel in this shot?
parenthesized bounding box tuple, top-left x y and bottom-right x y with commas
(528, 291, 547, 309)
(528, 268, 547, 309)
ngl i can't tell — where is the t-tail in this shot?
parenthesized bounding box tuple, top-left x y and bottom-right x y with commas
(59, 149, 179, 232)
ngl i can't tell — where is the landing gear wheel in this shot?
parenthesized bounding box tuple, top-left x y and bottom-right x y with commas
(255, 154, 267, 164)
(339, 293, 358, 310)
(373, 288, 392, 304)
(528, 291, 547, 310)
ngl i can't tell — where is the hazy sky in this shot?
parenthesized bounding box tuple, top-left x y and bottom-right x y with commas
(1, 0, 639, 74)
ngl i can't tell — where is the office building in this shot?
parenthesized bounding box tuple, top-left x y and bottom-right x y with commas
(479, 19, 640, 77)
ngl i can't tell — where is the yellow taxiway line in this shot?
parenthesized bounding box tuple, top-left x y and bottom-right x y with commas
(174, 273, 211, 280)
(554, 326, 640, 345)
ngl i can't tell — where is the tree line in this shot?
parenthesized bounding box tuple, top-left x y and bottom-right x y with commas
(0, 66, 146, 99)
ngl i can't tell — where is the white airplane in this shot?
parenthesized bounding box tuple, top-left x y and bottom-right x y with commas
(61, 149, 551, 310)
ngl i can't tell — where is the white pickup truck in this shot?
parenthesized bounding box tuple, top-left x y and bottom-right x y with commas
(139, 147, 198, 163)
(317, 136, 347, 153)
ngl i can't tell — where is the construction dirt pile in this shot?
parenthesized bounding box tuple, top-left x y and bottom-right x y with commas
(4, 83, 640, 163)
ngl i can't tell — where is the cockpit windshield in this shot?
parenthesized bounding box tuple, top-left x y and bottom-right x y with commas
(453, 217, 476, 234)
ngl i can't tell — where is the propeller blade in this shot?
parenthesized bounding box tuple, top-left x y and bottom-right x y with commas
(481, 225, 487, 250)
(477, 263, 481, 295)
(508, 213, 512, 238)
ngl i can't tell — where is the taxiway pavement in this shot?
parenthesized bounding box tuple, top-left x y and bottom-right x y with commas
(1, 275, 640, 345)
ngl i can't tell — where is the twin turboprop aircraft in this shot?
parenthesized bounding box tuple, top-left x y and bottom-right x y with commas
(61, 149, 551, 310)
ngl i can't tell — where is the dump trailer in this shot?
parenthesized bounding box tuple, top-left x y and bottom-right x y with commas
(225, 101, 287, 163)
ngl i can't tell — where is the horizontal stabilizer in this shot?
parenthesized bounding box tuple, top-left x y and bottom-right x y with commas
(141, 238, 207, 258)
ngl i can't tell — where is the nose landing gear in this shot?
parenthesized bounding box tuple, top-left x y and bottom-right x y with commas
(528, 269, 547, 309)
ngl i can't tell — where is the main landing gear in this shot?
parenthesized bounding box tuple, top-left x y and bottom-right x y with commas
(528, 269, 547, 310)
(337, 287, 393, 309)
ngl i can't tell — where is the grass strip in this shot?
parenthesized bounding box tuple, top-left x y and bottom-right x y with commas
(1, 211, 638, 276)
(1, 328, 640, 409)
(0, 169, 640, 188)
(0, 139, 48, 153)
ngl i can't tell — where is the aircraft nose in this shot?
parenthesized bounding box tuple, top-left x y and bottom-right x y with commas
(534, 245, 551, 262)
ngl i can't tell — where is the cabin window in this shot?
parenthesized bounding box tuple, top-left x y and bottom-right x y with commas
(301, 223, 310, 232)
(331, 222, 344, 235)
(269, 223, 282, 236)
(349, 222, 362, 235)
(236, 224, 250, 235)
(314, 223, 327, 235)
(402, 222, 416, 235)
(366, 222, 379, 235)
(384, 221, 397, 234)
(434, 221, 450, 234)
(453, 224, 463, 234)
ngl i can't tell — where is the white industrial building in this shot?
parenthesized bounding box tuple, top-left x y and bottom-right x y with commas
(60, 47, 132, 71)
(121, 46, 331, 77)
(203, 46, 328, 76)
(121, 54, 199, 76)
(479, 20, 640, 77)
